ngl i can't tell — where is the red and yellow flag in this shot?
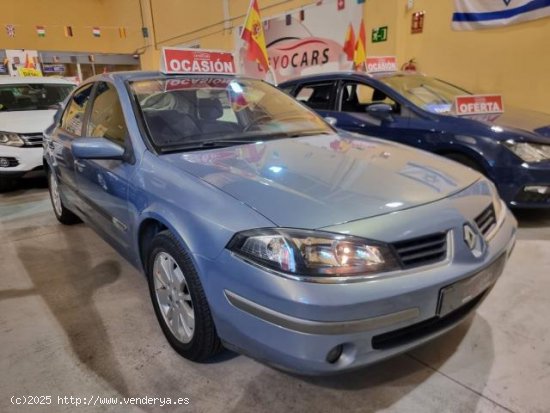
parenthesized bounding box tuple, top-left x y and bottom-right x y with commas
(24, 53, 36, 69)
(241, 0, 270, 72)
(353, 19, 366, 69)
(343, 23, 355, 61)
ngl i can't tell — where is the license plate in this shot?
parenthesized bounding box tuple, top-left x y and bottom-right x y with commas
(437, 254, 507, 317)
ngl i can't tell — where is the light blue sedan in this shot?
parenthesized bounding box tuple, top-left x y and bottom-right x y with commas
(44, 71, 517, 374)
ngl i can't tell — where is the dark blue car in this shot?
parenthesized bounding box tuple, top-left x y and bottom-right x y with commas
(280, 72, 550, 208)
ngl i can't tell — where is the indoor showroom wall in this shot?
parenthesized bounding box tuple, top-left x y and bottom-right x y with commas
(0, 0, 144, 54)
(140, 0, 550, 115)
(2, 0, 548, 114)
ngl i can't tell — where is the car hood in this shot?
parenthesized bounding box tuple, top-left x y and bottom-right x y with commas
(460, 106, 550, 141)
(0, 110, 56, 133)
(164, 134, 480, 229)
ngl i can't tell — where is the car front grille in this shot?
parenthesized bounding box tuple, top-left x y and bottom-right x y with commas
(392, 232, 448, 269)
(474, 204, 497, 237)
(20, 133, 44, 147)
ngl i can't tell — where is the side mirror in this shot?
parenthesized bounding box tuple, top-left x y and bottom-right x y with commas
(324, 116, 338, 127)
(366, 103, 394, 120)
(72, 137, 124, 160)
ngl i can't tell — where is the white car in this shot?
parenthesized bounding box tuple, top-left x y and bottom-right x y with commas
(0, 76, 75, 191)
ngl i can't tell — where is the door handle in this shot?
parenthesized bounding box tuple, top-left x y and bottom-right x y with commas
(74, 160, 86, 170)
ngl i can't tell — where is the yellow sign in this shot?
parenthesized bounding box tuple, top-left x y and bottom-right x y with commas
(17, 68, 43, 77)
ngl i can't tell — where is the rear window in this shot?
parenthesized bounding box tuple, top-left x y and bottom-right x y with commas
(0, 83, 74, 112)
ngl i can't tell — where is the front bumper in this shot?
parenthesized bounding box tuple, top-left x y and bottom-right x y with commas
(0, 146, 44, 178)
(198, 197, 517, 375)
(493, 161, 550, 208)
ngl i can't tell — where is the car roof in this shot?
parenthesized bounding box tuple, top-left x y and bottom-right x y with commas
(0, 76, 76, 85)
(279, 70, 422, 85)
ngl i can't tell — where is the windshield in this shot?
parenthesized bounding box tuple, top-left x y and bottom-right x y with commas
(0, 83, 74, 112)
(130, 77, 332, 152)
(380, 74, 471, 114)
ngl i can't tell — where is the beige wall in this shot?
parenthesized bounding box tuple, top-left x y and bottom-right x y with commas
(394, 0, 550, 114)
(3, 0, 549, 114)
(142, 0, 550, 113)
(0, 0, 144, 54)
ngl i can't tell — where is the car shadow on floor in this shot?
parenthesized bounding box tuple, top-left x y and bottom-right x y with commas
(228, 316, 496, 412)
(4, 176, 48, 193)
(15, 229, 129, 397)
(513, 208, 550, 228)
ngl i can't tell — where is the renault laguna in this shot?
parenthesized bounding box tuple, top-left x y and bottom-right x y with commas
(43, 57, 516, 374)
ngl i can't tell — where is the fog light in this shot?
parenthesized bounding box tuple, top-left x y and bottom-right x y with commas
(524, 186, 550, 194)
(326, 344, 343, 364)
(0, 157, 10, 168)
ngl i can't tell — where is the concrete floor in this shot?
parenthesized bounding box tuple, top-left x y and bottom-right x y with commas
(1, 179, 549, 413)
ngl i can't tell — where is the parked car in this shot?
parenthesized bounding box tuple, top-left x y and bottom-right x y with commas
(279, 72, 550, 208)
(44, 71, 516, 374)
(0, 76, 75, 191)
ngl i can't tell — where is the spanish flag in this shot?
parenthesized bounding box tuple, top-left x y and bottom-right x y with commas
(353, 19, 366, 69)
(343, 23, 355, 61)
(241, 0, 270, 72)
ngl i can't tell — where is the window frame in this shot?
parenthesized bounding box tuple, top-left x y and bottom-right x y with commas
(59, 83, 95, 137)
(336, 79, 401, 115)
(85, 80, 130, 146)
(293, 81, 338, 111)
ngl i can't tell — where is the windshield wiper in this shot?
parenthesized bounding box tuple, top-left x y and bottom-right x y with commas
(286, 130, 332, 138)
(159, 130, 332, 154)
(160, 139, 257, 153)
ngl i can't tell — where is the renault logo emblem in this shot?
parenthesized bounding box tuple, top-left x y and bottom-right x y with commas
(463, 224, 478, 251)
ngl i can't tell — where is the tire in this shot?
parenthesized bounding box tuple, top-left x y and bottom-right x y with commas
(47, 169, 81, 225)
(146, 230, 222, 361)
(444, 153, 486, 175)
(0, 177, 17, 192)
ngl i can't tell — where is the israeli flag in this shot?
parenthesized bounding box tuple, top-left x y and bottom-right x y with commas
(452, 0, 550, 30)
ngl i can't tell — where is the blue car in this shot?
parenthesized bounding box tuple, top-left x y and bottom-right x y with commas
(280, 72, 550, 208)
(44, 71, 516, 374)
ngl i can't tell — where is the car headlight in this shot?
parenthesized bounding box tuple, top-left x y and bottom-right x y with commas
(503, 140, 550, 163)
(227, 228, 400, 279)
(0, 132, 24, 147)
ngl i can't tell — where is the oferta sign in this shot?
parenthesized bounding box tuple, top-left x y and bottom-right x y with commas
(454, 95, 504, 115)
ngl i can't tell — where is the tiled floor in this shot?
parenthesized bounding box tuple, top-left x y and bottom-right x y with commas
(1, 181, 549, 413)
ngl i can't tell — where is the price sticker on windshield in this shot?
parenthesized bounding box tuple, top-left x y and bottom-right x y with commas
(454, 95, 504, 115)
(162, 48, 236, 75)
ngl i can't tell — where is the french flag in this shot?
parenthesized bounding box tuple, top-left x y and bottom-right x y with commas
(452, 0, 550, 30)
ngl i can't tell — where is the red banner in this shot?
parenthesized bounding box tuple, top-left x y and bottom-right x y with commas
(162, 48, 236, 75)
(366, 56, 398, 73)
(454, 95, 504, 115)
(165, 77, 233, 91)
